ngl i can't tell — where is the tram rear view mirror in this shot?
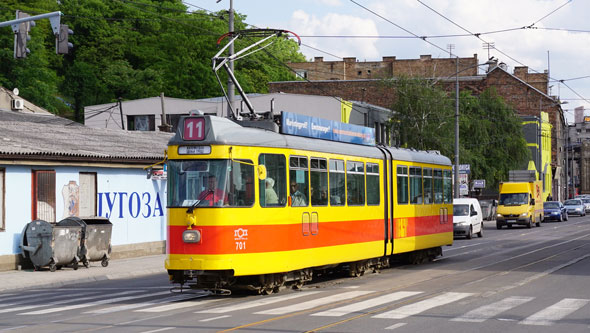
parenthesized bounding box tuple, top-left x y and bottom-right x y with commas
(257, 165, 267, 180)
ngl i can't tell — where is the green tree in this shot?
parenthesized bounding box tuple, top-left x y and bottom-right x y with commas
(0, 0, 306, 121)
(387, 77, 529, 190)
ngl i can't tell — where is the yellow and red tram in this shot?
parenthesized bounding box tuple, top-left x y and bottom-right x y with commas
(165, 114, 453, 293)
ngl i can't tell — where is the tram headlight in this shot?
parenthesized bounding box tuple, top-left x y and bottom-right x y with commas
(183, 230, 201, 243)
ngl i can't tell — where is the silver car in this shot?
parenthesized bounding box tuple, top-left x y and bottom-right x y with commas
(564, 199, 586, 216)
(581, 198, 590, 212)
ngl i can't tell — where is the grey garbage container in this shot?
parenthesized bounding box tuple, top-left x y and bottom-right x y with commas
(60, 216, 112, 268)
(20, 219, 82, 272)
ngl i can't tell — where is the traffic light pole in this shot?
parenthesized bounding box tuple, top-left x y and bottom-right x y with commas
(0, 11, 61, 33)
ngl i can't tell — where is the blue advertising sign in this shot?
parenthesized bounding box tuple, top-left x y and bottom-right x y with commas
(281, 111, 375, 146)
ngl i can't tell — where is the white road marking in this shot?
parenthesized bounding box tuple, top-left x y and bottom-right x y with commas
(139, 327, 175, 333)
(137, 298, 222, 313)
(312, 291, 423, 317)
(0, 326, 28, 332)
(199, 315, 230, 322)
(451, 296, 534, 322)
(519, 298, 590, 326)
(196, 291, 322, 314)
(385, 323, 407, 330)
(0, 290, 142, 314)
(373, 292, 473, 319)
(85, 294, 201, 314)
(255, 291, 373, 315)
(18, 291, 170, 315)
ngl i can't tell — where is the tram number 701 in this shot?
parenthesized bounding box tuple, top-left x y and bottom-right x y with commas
(235, 241, 246, 251)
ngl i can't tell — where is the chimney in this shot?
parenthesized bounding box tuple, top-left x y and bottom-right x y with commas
(314, 57, 324, 62)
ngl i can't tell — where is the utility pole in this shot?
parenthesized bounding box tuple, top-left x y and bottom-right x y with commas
(118, 97, 125, 130)
(217, 0, 235, 118)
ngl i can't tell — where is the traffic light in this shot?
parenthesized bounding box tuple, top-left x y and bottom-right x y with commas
(14, 11, 34, 59)
(56, 24, 73, 54)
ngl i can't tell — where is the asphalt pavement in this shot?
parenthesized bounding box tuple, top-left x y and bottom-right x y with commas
(0, 254, 167, 292)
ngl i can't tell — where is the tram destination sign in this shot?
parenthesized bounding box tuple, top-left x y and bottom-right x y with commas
(281, 111, 375, 146)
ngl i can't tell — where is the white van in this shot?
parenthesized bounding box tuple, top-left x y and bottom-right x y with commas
(453, 198, 484, 239)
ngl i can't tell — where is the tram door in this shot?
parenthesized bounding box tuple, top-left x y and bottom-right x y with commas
(290, 156, 326, 236)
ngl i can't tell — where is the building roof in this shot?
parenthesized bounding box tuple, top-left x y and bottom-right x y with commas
(0, 110, 171, 164)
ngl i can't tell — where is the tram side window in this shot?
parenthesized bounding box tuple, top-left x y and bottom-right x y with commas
(329, 159, 345, 206)
(423, 168, 433, 204)
(443, 170, 452, 203)
(366, 163, 380, 205)
(410, 167, 423, 204)
(397, 166, 409, 204)
(347, 161, 365, 206)
(259, 154, 286, 207)
(434, 169, 443, 204)
(310, 158, 328, 206)
(289, 156, 309, 207)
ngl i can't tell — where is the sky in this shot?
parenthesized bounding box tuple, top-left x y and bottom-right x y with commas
(185, 0, 590, 124)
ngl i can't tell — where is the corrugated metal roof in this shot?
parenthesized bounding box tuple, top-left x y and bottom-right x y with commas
(0, 110, 172, 163)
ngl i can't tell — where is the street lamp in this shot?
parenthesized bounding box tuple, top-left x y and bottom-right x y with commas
(454, 57, 496, 198)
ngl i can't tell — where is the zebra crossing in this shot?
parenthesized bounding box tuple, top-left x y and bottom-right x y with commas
(1, 288, 589, 328)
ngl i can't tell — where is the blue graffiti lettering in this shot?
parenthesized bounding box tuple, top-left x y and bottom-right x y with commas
(129, 192, 140, 218)
(98, 191, 164, 220)
(142, 192, 152, 218)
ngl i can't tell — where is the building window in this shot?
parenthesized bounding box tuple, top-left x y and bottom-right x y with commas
(0, 168, 4, 231)
(33, 170, 56, 222)
(127, 115, 155, 131)
(166, 114, 189, 133)
(79, 172, 97, 216)
(295, 70, 307, 79)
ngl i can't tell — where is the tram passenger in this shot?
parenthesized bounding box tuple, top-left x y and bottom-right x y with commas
(265, 177, 279, 205)
(290, 181, 307, 206)
(198, 174, 228, 206)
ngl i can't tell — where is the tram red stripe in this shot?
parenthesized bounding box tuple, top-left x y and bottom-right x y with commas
(168, 215, 451, 255)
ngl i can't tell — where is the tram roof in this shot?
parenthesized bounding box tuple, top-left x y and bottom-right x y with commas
(169, 116, 451, 166)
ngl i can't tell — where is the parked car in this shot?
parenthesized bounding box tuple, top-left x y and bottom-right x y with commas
(543, 201, 568, 222)
(564, 199, 586, 216)
(479, 199, 497, 221)
(581, 198, 590, 212)
(453, 198, 483, 239)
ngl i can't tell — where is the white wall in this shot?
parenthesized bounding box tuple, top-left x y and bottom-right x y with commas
(0, 164, 167, 256)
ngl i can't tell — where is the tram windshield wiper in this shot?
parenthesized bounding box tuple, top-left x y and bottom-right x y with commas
(186, 199, 203, 213)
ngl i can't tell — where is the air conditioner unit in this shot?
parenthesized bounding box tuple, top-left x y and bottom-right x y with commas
(11, 99, 24, 110)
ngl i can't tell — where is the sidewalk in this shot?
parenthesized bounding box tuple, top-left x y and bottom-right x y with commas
(0, 254, 167, 292)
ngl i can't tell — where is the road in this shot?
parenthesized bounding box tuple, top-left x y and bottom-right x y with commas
(1, 216, 590, 332)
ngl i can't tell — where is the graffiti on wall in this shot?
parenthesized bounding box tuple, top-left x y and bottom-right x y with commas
(97, 192, 164, 219)
(62, 180, 80, 218)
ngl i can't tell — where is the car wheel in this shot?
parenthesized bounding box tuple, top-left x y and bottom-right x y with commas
(477, 223, 483, 238)
(527, 218, 532, 228)
(565, 213, 568, 221)
(496, 222, 502, 230)
(558, 214, 563, 222)
(466, 226, 473, 239)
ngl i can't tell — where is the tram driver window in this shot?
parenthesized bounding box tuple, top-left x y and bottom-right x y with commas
(258, 154, 286, 207)
(347, 161, 365, 206)
(329, 159, 345, 206)
(434, 169, 443, 204)
(289, 156, 309, 207)
(410, 167, 423, 204)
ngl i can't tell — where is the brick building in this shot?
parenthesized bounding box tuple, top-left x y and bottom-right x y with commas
(270, 56, 567, 200)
